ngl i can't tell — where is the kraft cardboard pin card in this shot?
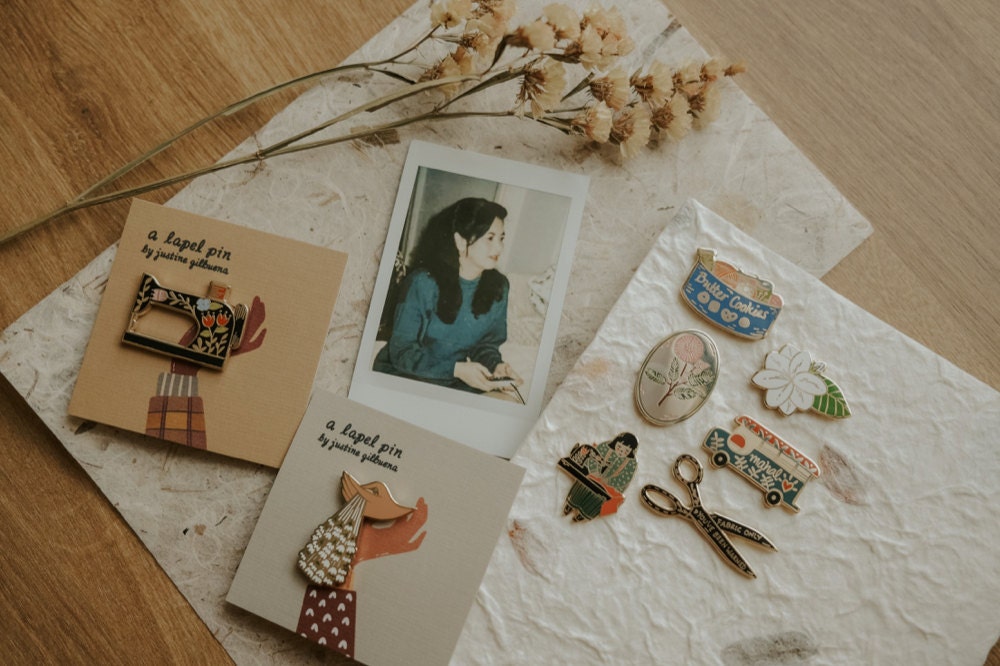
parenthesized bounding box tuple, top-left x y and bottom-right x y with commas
(68, 199, 348, 467)
(227, 390, 525, 666)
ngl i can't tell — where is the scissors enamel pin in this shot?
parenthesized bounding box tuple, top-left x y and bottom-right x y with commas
(640, 454, 777, 579)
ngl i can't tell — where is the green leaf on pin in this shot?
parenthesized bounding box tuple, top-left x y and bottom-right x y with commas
(812, 377, 851, 418)
(667, 357, 680, 382)
(644, 368, 667, 385)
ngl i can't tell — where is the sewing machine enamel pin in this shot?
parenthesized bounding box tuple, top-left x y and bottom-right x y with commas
(703, 416, 820, 512)
(680, 249, 783, 340)
(122, 273, 248, 369)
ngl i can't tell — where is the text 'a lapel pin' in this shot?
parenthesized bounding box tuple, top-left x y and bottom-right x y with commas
(703, 415, 820, 512)
(122, 273, 248, 369)
(680, 248, 783, 340)
(641, 454, 777, 579)
(635, 330, 719, 426)
(558, 433, 639, 522)
(298, 472, 414, 588)
(751, 344, 852, 418)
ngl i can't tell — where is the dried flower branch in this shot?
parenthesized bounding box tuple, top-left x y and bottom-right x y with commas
(4, 2, 743, 246)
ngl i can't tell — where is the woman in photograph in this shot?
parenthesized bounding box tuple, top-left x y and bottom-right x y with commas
(374, 197, 524, 398)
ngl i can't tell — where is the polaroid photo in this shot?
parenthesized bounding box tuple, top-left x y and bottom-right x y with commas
(350, 141, 588, 458)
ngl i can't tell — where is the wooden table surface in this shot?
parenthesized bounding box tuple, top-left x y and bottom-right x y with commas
(1, 0, 997, 662)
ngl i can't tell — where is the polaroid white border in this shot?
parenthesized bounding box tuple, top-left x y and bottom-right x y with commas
(350, 141, 588, 458)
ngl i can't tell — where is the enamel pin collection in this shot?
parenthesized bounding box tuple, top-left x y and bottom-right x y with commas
(640, 454, 776, 578)
(123, 273, 248, 369)
(554, 246, 857, 580)
(680, 249, 782, 340)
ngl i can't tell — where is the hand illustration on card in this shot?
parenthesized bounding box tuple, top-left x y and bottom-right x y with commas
(144, 296, 267, 449)
(227, 391, 524, 665)
(295, 472, 428, 659)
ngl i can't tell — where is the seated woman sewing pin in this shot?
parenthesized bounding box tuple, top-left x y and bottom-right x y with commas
(563, 433, 639, 522)
(374, 197, 524, 399)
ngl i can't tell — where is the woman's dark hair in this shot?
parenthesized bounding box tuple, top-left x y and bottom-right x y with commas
(611, 432, 638, 458)
(409, 197, 509, 323)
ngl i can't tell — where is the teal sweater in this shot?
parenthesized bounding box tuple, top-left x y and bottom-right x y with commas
(374, 270, 509, 390)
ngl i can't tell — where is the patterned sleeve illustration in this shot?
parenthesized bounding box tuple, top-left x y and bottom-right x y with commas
(144, 296, 267, 448)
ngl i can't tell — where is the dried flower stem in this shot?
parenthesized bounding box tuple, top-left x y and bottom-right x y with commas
(72, 28, 440, 204)
(7, 114, 488, 238)
(1, 74, 472, 246)
(4, 4, 742, 247)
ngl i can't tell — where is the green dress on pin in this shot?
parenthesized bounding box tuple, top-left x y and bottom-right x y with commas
(564, 441, 637, 521)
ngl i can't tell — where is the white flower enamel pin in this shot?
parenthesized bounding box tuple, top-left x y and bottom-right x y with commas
(751, 344, 851, 419)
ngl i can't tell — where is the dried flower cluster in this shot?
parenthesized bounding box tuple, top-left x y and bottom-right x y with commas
(422, 1, 745, 158)
(7, 1, 744, 243)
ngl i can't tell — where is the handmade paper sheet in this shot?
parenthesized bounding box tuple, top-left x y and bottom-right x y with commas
(452, 200, 1000, 665)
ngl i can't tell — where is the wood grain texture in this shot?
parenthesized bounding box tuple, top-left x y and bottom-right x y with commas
(668, 0, 1000, 392)
(0, 0, 996, 663)
(0, 1, 411, 662)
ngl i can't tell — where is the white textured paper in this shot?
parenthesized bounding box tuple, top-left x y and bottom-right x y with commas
(452, 200, 1000, 665)
(0, 1, 875, 663)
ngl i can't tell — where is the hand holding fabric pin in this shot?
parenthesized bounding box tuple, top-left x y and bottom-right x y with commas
(640, 454, 777, 579)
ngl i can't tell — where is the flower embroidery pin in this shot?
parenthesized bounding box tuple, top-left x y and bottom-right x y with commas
(634, 330, 719, 426)
(751, 344, 851, 419)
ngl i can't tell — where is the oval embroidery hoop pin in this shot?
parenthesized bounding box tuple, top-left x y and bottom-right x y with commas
(634, 330, 719, 426)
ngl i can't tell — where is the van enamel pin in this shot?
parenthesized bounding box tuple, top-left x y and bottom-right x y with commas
(680, 249, 783, 340)
(751, 344, 851, 418)
(703, 416, 820, 512)
(635, 330, 719, 426)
